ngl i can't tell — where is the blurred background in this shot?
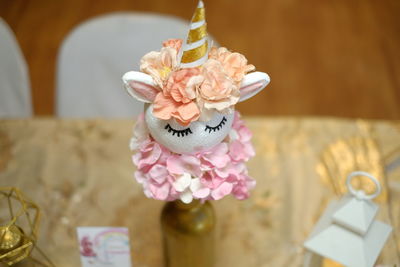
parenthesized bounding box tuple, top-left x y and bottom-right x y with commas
(0, 0, 399, 119)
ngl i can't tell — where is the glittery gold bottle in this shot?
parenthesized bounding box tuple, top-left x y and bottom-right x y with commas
(161, 200, 215, 267)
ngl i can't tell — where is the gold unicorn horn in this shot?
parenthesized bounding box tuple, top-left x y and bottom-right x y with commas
(179, 0, 209, 68)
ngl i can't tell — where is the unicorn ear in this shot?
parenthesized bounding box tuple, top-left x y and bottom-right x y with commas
(122, 71, 159, 103)
(239, 72, 270, 102)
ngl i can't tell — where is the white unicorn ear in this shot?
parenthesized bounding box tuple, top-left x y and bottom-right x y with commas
(239, 72, 270, 102)
(122, 71, 159, 103)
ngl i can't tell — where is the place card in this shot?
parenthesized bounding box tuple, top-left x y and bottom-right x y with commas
(77, 227, 132, 267)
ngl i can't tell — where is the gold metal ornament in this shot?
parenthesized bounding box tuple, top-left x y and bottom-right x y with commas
(317, 136, 387, 202)
(0, 187, 54, 266)
(161, 200, 215, 267)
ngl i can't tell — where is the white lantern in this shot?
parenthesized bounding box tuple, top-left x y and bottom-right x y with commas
(303, 171, 392, 267)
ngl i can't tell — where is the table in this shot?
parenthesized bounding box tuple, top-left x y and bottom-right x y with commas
(0, 117, 399, 266)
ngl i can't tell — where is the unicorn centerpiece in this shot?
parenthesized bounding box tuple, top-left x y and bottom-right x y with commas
(123, 0, 270, 203)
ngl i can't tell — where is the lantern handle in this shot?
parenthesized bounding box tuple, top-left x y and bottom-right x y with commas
(346, 171, 381, 200)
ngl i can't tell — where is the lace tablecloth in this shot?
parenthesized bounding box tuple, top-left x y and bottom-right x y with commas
(0, 117, 399, 266)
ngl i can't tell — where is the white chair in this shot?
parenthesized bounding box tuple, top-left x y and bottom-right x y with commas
(0, 18, 32, 118)
(56, 12, 218, 118)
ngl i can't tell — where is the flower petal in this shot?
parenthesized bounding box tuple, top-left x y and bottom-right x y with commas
(173, 173, 192, 192)
(167, 155, 201, 176)
(149, 182, 170, 200)
(189, 178, 202, 192)
(193, 188, 211, 198)
(180, 190, 193, 204)
(148, 164, 168, 184)
(211, 182, 233, 200)
(153, 93, 179, 120)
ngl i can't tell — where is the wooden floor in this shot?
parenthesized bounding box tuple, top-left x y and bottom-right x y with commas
(1, 0, 399, 119)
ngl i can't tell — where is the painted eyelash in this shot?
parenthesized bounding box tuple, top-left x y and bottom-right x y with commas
(164, 124, 193, 137)
(205, 116, 227, 133)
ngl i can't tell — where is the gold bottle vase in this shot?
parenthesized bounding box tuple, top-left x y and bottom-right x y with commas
(161, 200, 215, 267)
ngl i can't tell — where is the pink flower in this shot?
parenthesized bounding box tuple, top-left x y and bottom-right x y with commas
(167, 154, 202, 177)
(231, 174, 256, 200)
(162, 39, 183, 51)
(132, 139, 162, 170)
(211, 182, 233, 200)
(215, 162, 246, 179)
(130, 113, 149, 151)
(209, 46, 255, 83)
(198, 143, 230, 169)
(227, 112, 255, 161)
(153, 68, 203, 126)
(149, 182, 171, 200)
(140, 47, 178, 88)
(148, 164, 168, 184)
(229, 140, 255, 162)
(198, 59, 240, 114)
(200, 171, 225, 190)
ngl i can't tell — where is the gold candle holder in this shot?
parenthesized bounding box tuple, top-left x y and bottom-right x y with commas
(161, 200, 215, 267)
(0, 187, 54, 266)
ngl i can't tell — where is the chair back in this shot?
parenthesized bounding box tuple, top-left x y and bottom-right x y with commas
(0, 18, 32, 118)
(57, 12, 216, 118)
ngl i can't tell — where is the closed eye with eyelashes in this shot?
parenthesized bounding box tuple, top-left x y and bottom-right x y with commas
(165, 124, 193, 137)
(164, 116, 228, 137)
(205, 116, 227, 133)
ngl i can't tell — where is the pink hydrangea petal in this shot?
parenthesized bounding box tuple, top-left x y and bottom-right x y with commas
(211, 182, 233, 200)
(136, 142, 162, 169)
(215, 162, 240, 178)
(149, 182, 170, 200)
(138, 139, 151, 152)
(148, 164, 168, 184)
(214, 168, 229, 178)
(134, 171, 146, 184)
(229, 140, 246, 161)
(202, 143, 230, 168)
(167, 155, 201, 176)
(238, 126, 253, 142)
(200, 171, 225, 189)
(243, 142, 255, 159)
(193, 188, 211, 198)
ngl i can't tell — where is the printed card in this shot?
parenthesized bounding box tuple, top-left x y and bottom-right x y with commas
(77, 227, 132, 267)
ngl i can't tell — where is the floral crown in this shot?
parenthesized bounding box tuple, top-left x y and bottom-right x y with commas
(138, 1, 256, 126)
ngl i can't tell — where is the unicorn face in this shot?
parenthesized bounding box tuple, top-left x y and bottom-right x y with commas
(123, 70, 270, 154)
(145, 104, 234, 154)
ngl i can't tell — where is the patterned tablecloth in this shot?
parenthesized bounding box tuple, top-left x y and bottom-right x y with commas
(0, 117, 399, 266)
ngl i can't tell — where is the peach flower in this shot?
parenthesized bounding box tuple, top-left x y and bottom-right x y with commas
(162, 39, 183, 52)
(140, 46, 178, 88)
(198, 59, 239, 115)
(153, 68, 203, 126)
(209, 47, 255, 83)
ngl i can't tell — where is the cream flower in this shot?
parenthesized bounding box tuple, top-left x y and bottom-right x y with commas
(209, 46, 255, 83)
(173, 173, 210, 203)
(198, 59, 239, 115)
(140, 47, 178, 88)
